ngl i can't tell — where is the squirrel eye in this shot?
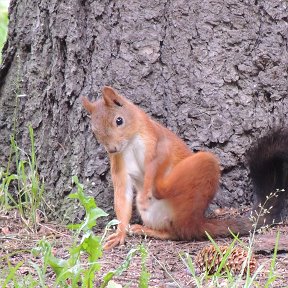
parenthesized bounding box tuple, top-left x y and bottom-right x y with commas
(116, 117, 123, 126)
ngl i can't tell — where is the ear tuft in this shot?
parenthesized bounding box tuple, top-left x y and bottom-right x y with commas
(81, 96, 96, 114)
(102, 86, 124, 107)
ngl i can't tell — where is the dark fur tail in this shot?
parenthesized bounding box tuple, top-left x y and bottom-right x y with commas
(247, 127, 288, 224)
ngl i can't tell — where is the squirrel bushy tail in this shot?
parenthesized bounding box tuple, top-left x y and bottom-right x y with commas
(197, 127, 288, 239)
(247, 127, 288, 224)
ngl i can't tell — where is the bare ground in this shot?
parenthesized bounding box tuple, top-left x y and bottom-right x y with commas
(1, 210, 288, 288)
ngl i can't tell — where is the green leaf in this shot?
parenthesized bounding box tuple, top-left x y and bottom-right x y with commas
(265, 230, 280, 287)
(55, 262, 83, 287)
(47, 255, 67, 277)
(86, 207, 108, 229)
(68, 193, 80, 199)
(139, 244, 150, 288)
(67, 223, 82, 230)
(106, 219, 120, 227)
(82, 195, 97, 212)
(71, 175, 80, 185)
(82, 233, 102, 262)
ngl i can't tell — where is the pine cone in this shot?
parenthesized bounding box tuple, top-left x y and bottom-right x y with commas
(195, 245, 257, 276)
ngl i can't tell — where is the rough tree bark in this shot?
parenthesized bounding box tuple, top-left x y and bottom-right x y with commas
(0, 0, 287, 223)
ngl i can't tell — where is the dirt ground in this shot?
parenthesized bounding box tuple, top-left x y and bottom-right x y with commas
(1, 210, 288, 288)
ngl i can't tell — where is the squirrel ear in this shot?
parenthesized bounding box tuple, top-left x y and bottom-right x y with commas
(102, 86, 124, 107)
(81, 96, 96, 114)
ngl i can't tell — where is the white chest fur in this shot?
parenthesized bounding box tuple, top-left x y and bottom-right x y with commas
(122, 135, 145, 191)
(122, 135, 173, 230)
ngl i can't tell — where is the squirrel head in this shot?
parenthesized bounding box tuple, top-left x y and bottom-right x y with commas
(82, 86, 141, 154)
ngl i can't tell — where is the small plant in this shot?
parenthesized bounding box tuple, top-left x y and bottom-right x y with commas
(33, 175, 108, 287)
(250, 189, 284, 233)
(0, 125, 45, 230)
(138, 244, 150, 288)
(263, 230, 280, 288)
(32, 176, 150, 287)
(1, 164, 151, 287)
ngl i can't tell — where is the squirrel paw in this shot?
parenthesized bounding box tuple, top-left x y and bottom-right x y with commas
(137, 193, 153, 211)
(129, 224, 147, 236)
(103, 231, 126, 250)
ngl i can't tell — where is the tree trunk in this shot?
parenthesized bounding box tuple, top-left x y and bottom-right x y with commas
(0, 0, 287, 223)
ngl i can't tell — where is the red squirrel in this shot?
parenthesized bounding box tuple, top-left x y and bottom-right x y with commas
(82, 86, 288, 250)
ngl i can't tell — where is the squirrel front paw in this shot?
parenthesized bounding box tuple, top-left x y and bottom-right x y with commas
(103, 230, 126, 250)
(137, 192, 153, 211)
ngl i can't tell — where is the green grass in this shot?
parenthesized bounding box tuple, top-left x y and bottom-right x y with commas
(0, 2, 8, 63)
(0, 125, 46, 230)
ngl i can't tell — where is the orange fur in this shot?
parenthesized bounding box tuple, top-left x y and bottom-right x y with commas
(82, 87, 251, 250)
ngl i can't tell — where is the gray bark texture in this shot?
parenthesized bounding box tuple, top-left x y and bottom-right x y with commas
(0, 0, 287, 223)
